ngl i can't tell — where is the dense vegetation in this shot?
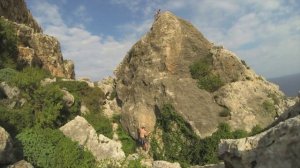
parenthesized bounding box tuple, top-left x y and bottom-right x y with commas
(113, 115, 137, 156)
(151, 104, 258, 167)
(0, 18, 18, 69)
(17, 127, 96, 168)
(0, 19, 138, 167)
(190, 55, 224, 92)
(0, 67, 106, 167)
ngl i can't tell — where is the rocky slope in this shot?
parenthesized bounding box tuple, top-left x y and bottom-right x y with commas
(0, 1, 74, 79)
(0, 0, 42, 32)
(218, 101, 300, 168)
(115, 11, 292, 138)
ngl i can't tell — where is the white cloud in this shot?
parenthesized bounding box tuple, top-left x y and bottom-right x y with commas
(31, 0, 300, 80)
(32, 0, 134, 81)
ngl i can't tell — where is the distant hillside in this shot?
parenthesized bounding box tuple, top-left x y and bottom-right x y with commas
(269, 73, 300, 97)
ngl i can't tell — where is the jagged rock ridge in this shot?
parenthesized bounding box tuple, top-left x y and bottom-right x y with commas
(115, 11, 291, 138)
(218, 102, 300, 168)
(0, 0, 42, 32)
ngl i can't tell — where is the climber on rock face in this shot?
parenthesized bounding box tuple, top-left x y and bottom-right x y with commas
(154, 9, 161, 20)
(138, 126, 150, 151)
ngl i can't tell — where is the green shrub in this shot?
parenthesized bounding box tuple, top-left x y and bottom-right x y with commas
(84, 113, 113, 139)
(0, 68, 18, 82)
(0, 18, 18, 69)
(33, 84, 64, 128)
(0, 104, 34, 136)
(151, 104, 198, 166)
(262, 100, 276, 114)
(113, 115, 137, 156)
(198, 74, 224, 92)
(10, 67, 51, 92)
(17, 127, 96, 168)
(127, 159, 144, 168)
(117, 126, 137, 156)
(189, 58, 211, 79)
(189, 56, 224, 92)
(151, 104, 249, 166)
(250, 125, 263, 136)
(54, 80, 104, 113)
(219, 108, 231, 117)
(232, 129, 248, 139)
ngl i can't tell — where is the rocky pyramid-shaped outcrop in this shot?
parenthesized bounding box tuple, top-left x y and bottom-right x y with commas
(115, 11, 292, 138)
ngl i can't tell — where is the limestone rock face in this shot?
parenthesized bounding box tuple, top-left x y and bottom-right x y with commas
(59, 116, 125, 161)
(214, 79, 287, 131)
(97, 77, 121, 118)
(218, 105, 300, 168)
(0, 0, 42, 32)
(0, 127, 15, 164)
(152, 160, 181, 168)
(115, 11, 288, 138)
(0, 17, 75, 79)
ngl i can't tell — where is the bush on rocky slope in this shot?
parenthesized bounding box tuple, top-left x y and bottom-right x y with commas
(190, 56, 224, 92)
(151, 104, 250, 167)
(0, 18, 18, 69)
(17, 127, 96, 168)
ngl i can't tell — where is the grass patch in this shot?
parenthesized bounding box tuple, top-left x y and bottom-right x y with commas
(84, 113, 113, 139)
(113, 115, 137, 156)
(262, 100, 276, 115)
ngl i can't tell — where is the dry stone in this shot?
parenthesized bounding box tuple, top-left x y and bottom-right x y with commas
(152, 160, 181, 168)
(0, 127, 15, 164)
(219, 110, 300, 168)
(7, 160, 34, 168)
(0, 82, 20, 99)
(61, 89, 74, 107)
(59, 116, 125, 161)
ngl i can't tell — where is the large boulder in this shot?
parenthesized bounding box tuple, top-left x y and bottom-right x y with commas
(218, 105, 300, 168)
(0, 127, 15, 164)
(61, 89, 75, 107)
(115, 11, 289, 138)
(59, 116, 125, 161)
(0, 82, 20, 99)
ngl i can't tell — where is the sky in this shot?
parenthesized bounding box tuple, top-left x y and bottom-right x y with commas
(26, 0, 300, 81)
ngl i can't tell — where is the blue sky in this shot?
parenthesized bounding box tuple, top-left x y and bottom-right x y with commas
(26, 0, 300, 81)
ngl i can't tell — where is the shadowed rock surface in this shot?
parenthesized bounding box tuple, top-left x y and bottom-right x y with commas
(0, 127, 15, 165)
(218, 103, 300, 168)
